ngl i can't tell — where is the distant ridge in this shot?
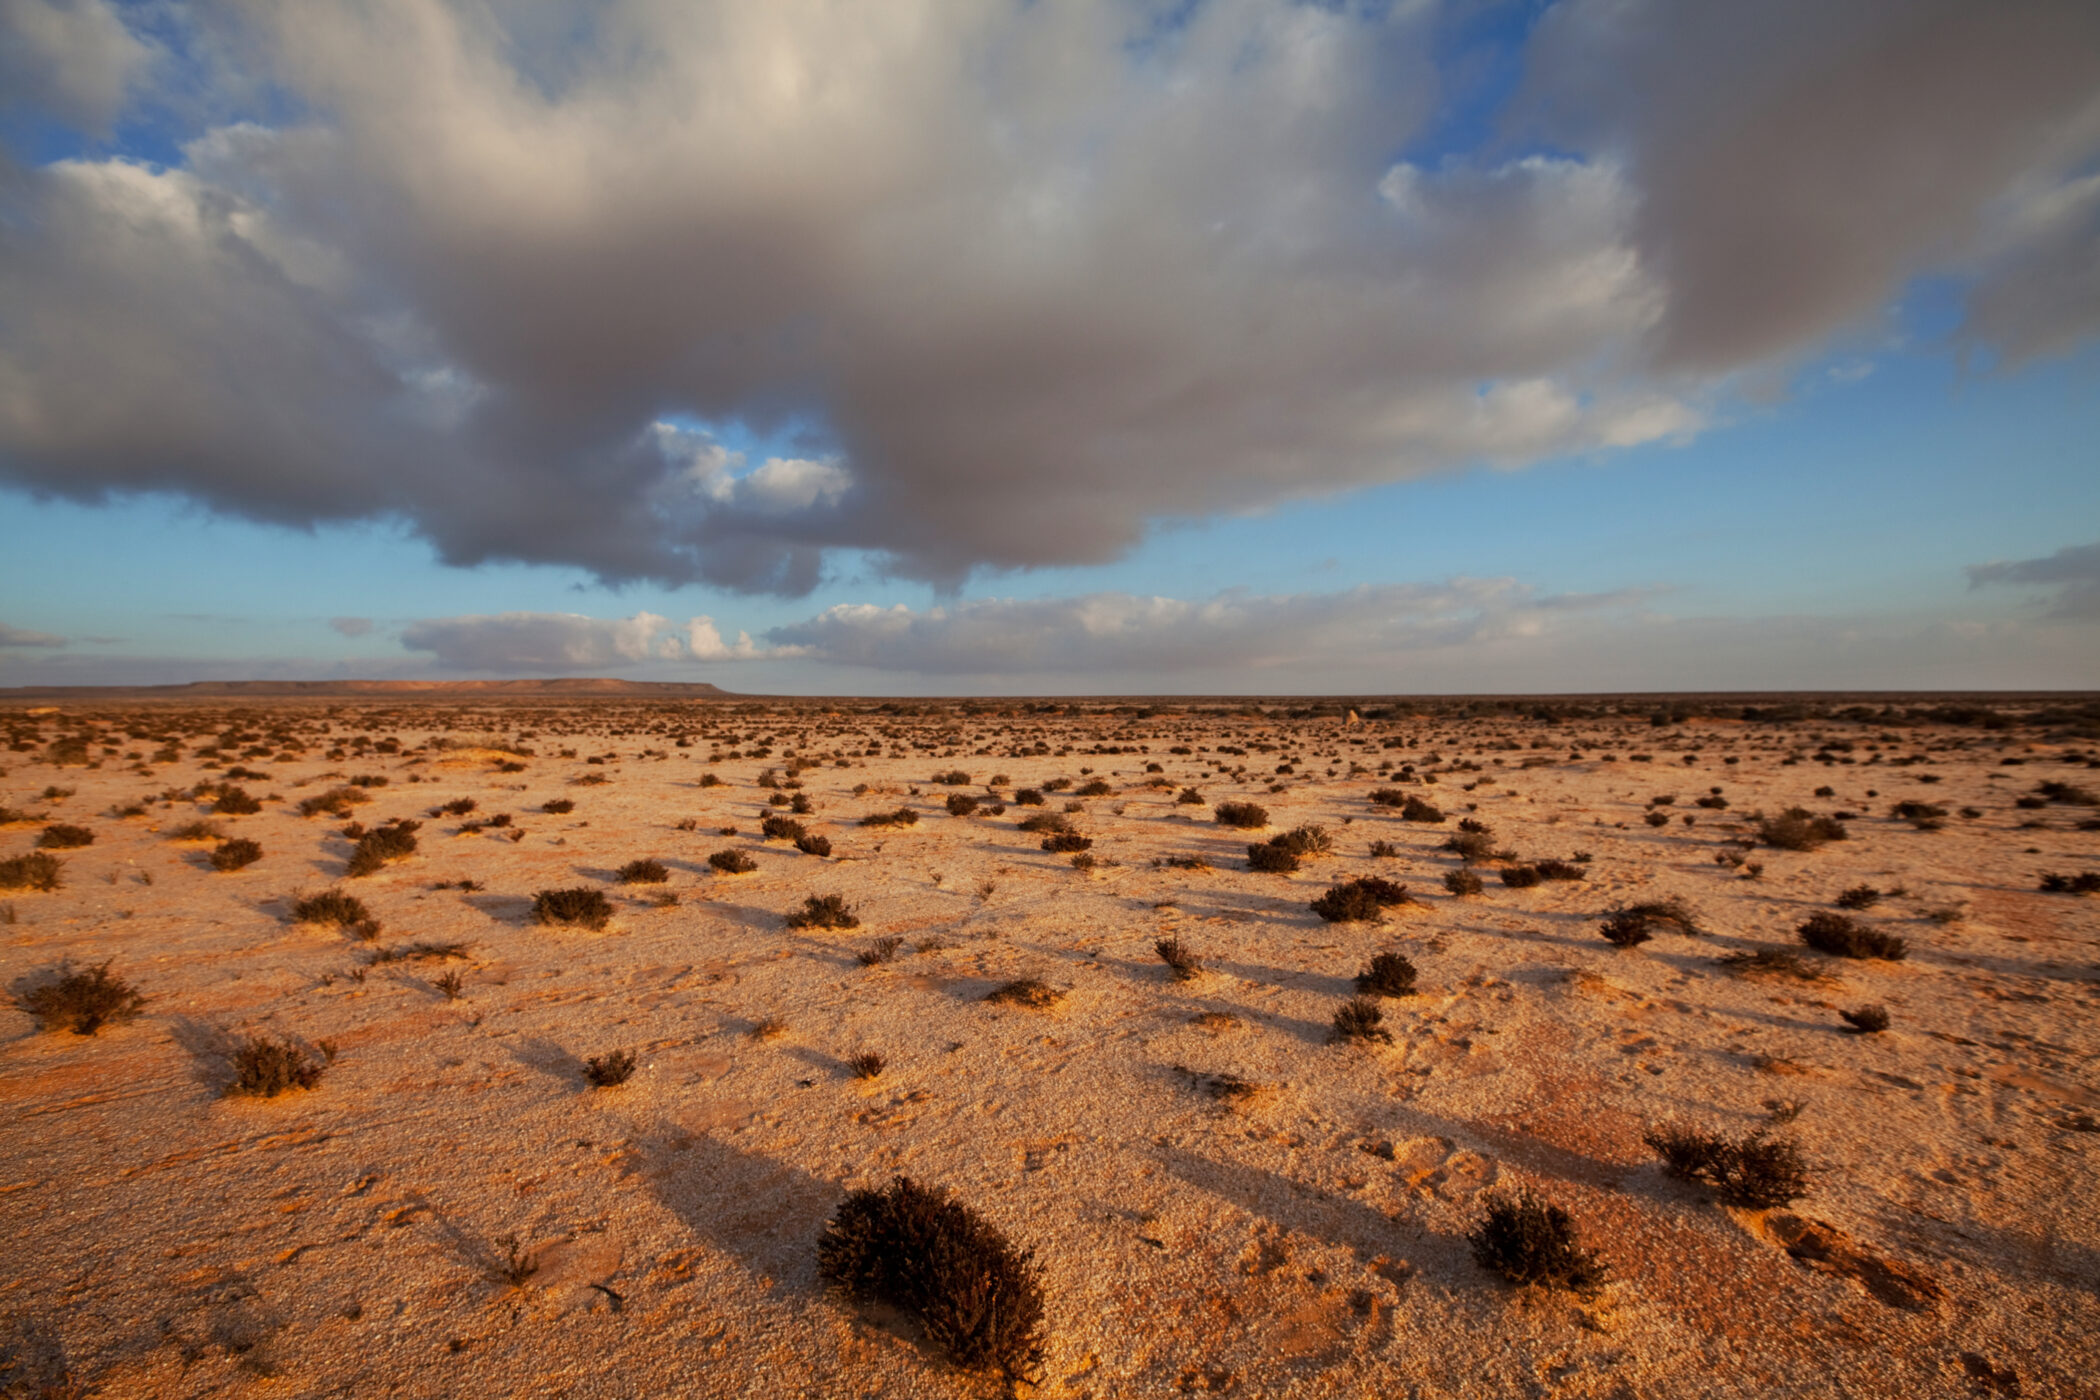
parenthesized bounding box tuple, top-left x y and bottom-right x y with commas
(0, 678, 741, 702)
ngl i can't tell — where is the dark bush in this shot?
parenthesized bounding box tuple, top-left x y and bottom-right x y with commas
(817, 1176, 1046, 1381)
(1354, 952, 1417, 998)
(2039, 871, 2100, 894)
(1330, 996, 1392, 1044)
(1245, 842, 1301, 874)
(1213, 801, 1268, 829)
(1443, 868, 1484, 896)
(1798, 911, 1906, 960)
(1270, 824, 1333, 858)
(1017, 812, 1070, 834)
(346, 819, 420, 877)
(214, 788, 262, 815)
(1076, 779, 1114, 797)
(22, 962, 145, 1034)
(945, 794, 980, 817)
(1041, 832, 1092, 854)
(1599, 898, 1700, 947)
(1155, 937, 1202, 981)
(1175, 787, 1205, 805)
(1442, 831, 1493, 861)
(1840, 1005, 1890, 1034)
(291, 888, 372, 928)
(433, 797, 478, 817)
(847, 1051, 887, 1079)
(617, 858, 669, 883)
(761, 814, 809, 842)
(37, 823, 94, 849)
(1468, 1189, 1607, 1295)
(228, 1034, 328, 1097)
(1014, 789, 1045, 806)
(860, 807, 920, 828)
(1499, 865, 1543, 889)
(1834, 885, 1882, 910)
(211, 837, 263, 872)
(796, 833, 833, 858)
(709, 849, 759, 874)
(0, 851, 65, 892)
(787, 893, 859, 930)
(1758, 810, 1847, 851)
(1644, 1126, 1808, 1208)
(532, 887, 614, 931)
(1533, 860, 1586, 882)
(1368, 840, 1399, 858)
(985, 979, 1062, 1009)
(932, 770, 972, 786)
(1311, 877, 1410, 922)
(542, 798, 576, 814)
(1598, 912, 1653, 948)
(583, 1049, 636, 1087)
(1399, 796, 1445, 823)
(298, 787, 370, 818)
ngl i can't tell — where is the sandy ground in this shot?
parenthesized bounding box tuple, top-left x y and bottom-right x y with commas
(1, 697, 2095, 1399)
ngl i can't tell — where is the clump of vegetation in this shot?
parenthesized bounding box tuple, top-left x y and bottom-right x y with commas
(298, 786, 367, 818)
(291, 888, 373, 930)
(1757, 809, 1848, 851)
(817, 1176, 1046, 1382)
(847, 1051, 887, 1079)
(211, 837, 264, 872)
(1354, 951, 1418, 998)
(1644, 1126, 1809, 1208)
(1013, 788, 1045, 806)
(787, 893, 860, 930)
(0, 851, 64, 892)
(945, 793, 980, 817)
(37, 823, 94, 850)
(542, 798, 575, 814)
(1443, 868, 1484, 896)
(1598, 899, 1701, 949)
(2039, 871, 2100, 895)
(1532, 859, 1587, 881)
(1330, 996, 1392, 1044)
(583, 1049, 636, 1087)
(1442, 831, 1494, 861)
(617, 858, 669, 884)
(213, 787, 262, 816)
(761, 814, 808, 843)
(1175, 787, 1205, 805)
(1797, 911, 1906, 960)
(1245, 841, 1300, 874)
(1834, 885, 1882, 910)
(532, 886, 614, 931)
(1718, 948, 1826, 981)
(1016, 811, 1070, 835)
(932, 770, 972, 786)
(167, 819, 226, 842)
(985, 979, 1063, 1010)
(1041, 832, 1092, 854)
(1155, 937, 1202, 981)
(1213, 801, 1269, 829)
(1891, 800, 1947, 830)
(860, 807, 920, 828)
(1468, 1189, 1607, 1296)
(1154, 854, 1211, 871)
(709, 849, 758, 874)
(1368, 840, 1399, 858)
(1499, 865, 1543, 888)
(858, 936, 904, 966)
(22, 962, 146, 1034)
(1311, 876, 1410, 922)
(1399, 796, 1445, 823)
(796, 832, 833, 858)
(1840, 1005, 1890, 1034)
(345, 818, 420, 877)
(228, 1034, 330, 1097)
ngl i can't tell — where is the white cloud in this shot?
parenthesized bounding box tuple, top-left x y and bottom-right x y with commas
(0, 621, 67, 647)
(398, 611, 670, 672)
(0, 0, 149, 131)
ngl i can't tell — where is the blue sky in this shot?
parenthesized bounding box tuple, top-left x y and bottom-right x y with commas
(2, 1, 2097, 692)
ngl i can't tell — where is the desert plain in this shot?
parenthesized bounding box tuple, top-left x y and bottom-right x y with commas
(1, 690, 2096, 1399)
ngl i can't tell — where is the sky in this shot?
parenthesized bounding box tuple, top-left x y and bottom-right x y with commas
(1, 0, 2097, 695)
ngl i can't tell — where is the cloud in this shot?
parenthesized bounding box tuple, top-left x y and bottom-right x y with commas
(0, 621, 66, 647)
(1967, 541, 2100, 620)
(0, 0, 150, 132)
(398, 611, 672, 672)
(0, 1, 2094, 594)
(328, 616, 375, 637)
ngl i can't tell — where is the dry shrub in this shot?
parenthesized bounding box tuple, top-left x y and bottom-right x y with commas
(532, 887, 613, 931)
(709, 849, 758, 874)
(796, 832, 833, 858)
(1797, 911, 1906, 960)
(817, 1176, 1046, 1382)
(37, 823, 93, 850)
(1758, 810, 1848, 851)
(787, 893, 859, 930)
(228, 1034, 329, 1097)
(1468, 1190, 1607, 1295)
(616, 858, 669, 883)
(985, 979, 1062, 1010)
(1213, 801, 1268, 829)
(583, 1049, 636, 1087)
(1354, 951, 1417, 997)
(1155, 937, 1202, 981)
(1644, 1126, 1809, 1208)
(291, 888, 371, 928)
(22, 962, 145, 1034)
(210, 837, 263, 872)
(0, 852, 64, 892)
(1310, 876, 1409, 923)
(1330, 996, 1391, 1043)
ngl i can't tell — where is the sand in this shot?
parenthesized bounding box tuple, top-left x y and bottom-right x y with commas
(1, 696, 2095, 1398)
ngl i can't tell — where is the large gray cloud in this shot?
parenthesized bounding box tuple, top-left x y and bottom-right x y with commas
(399, 610, 672, 671)
(2, 1, 2096, 595)
(1968, 541, 2100, 620)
